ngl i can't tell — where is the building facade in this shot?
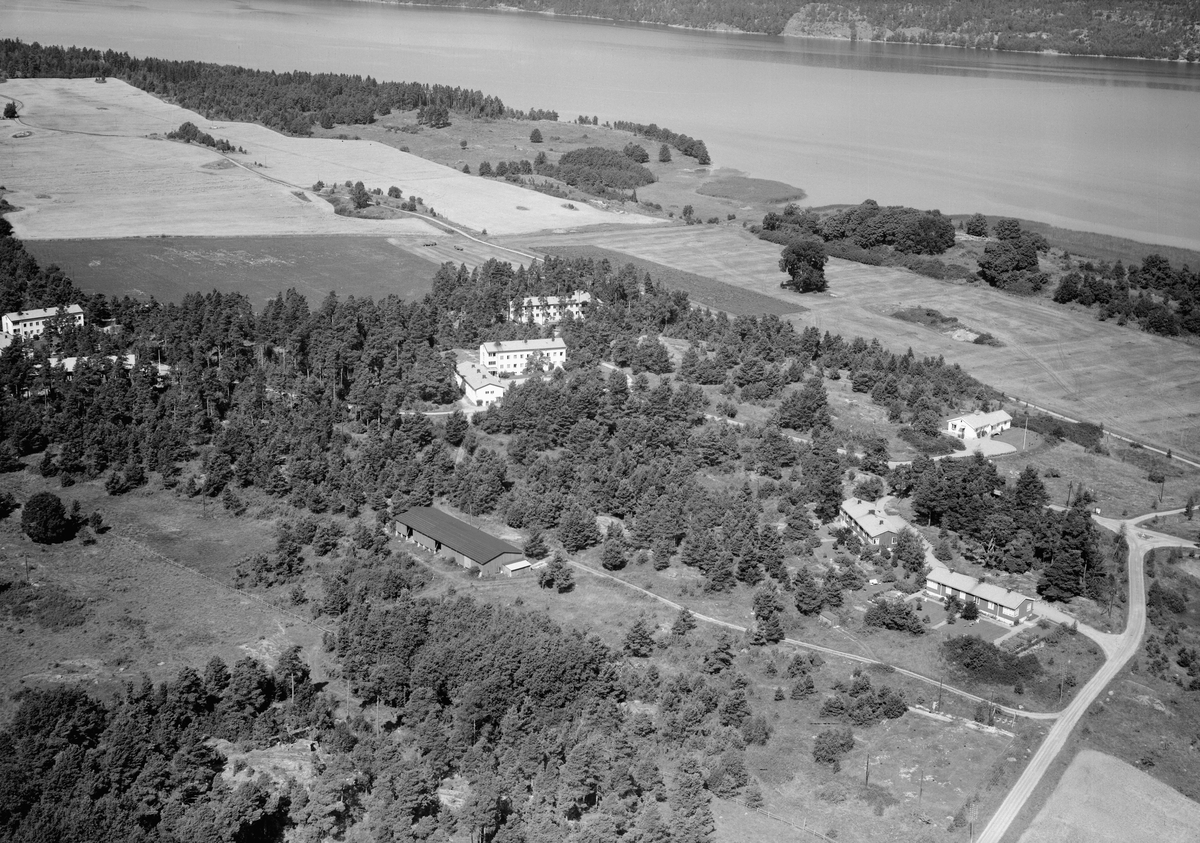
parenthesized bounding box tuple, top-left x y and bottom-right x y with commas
(947, 410, 1012, 439)
(2, 304, 85, 338)
(455, 360, 508, 406)
(509, 292, 591, 325)
(924, 567, 1034, 626)
(479, 338, 567, 375)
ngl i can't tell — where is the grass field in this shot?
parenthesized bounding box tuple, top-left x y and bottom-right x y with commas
(521, 225, 1200, 462)
(1019, 750, 1200, 843)
(2, 78, 654, 239)
(535, 243, 804, 316)
(0, 471, 326, 723)
(26, 234, 443, 305)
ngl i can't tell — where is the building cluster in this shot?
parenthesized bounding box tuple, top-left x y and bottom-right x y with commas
(454, 337, 569, 406)
(840, 495, 1033, 626)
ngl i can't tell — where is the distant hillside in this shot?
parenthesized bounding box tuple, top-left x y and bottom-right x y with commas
(381, 0, 1200, 60)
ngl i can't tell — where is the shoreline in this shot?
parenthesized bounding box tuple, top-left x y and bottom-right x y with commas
(346, 0, 1200, 64)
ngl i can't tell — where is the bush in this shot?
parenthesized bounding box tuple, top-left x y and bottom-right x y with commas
(863, 598, 926, 634)
(941, 635, 1041, 685)
(21, 492, 71, 543)
(812, 727, 855, 765)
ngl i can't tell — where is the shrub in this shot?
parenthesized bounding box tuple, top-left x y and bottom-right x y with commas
(941, 635, 1041, 685)
(22, 492, 71, 543)
(863, 598, 926, 634)
(812, 727, 855, 765)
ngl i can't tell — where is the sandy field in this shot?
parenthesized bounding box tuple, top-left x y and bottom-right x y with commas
(1019, 749, 1200, 843)
(528, 225, 1200, 461)
(0, 78, 658, 238)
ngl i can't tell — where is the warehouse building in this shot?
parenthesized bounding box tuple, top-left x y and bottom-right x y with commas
(393, 506, 524, 576)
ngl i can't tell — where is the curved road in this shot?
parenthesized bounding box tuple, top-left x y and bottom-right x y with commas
(977, 519, 1196, 843)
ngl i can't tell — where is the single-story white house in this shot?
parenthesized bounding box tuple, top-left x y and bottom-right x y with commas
(947, 410, 1012, 439)
(924, 567, 1034, 626)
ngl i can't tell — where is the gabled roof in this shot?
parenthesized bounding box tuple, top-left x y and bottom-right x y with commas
(516, 292, 591, 307)
(949, 410, 1012, 429)
(841, 497, 907, 538)
(456, 360, 504, 392)
(926, 567, 1030, 609)
(395, 507, 520, 565)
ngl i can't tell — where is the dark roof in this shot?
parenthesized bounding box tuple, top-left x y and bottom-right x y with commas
(395, 507, 521, 565)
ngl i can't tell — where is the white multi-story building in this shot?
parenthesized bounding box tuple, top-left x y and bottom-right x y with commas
(479, 337, 567, 375)
(2, 304, 85, 338)
(509, 292, 591, 325)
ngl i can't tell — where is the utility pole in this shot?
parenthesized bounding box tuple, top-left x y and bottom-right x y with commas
(864, 751, 870, 786)
(1022, 413, 1029, 451)
(917, 760, 924, 812)
(937, 675, 944, 712)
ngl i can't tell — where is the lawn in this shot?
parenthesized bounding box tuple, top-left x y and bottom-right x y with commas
(1138, 511, 1200, 543)
(26, 234, 442, 306)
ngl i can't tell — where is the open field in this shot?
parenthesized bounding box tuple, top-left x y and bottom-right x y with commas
(1, 78, 656, 239)
(522, 225, 1200, 461)
(1019, 750, 1200, 843)
(333, 113, 804, 226)
(26, 234, 443, 305)
(536, 243, 805, 316)
(0, 471, 326, 723)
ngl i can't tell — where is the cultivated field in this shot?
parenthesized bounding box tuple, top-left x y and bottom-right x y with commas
(521, 225, 1200, 461)
(1, 78, 657, 239)
(26, 235, 443, 305)
(1019, 749, 1200, 843)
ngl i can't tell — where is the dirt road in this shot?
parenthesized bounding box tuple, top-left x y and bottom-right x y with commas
(977, 519, 1195, 843)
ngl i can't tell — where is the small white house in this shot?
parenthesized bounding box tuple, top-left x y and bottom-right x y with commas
(947, 410, 1012, 439)
(456, 360, 507, 406)
(2, 304, 85, 338)
(479, 337, 567, 375)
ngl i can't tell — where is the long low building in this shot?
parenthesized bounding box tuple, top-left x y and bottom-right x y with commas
(394, 506, 524, 576)
(925, 567, 1034, 626)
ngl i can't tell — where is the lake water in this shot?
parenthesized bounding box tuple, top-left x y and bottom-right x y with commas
(4, 0, 1200, 250)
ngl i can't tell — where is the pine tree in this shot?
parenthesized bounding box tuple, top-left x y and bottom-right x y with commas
(671, 607, 697, 638)
(624, 618, 655, 657)
(762, 612, 785, 644)
(735, 553, 763, 586)
(524, 530, 549, 560)
(705, 551, 737, 593)
(601, 532, 628, 571)
(670, 757, 715, 843)
(758, 526, 787, 583)
(790, 674, 816, 699)
(793, 567, 825, 615)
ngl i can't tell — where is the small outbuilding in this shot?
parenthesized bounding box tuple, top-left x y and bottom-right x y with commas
(394, 506, 524, 576)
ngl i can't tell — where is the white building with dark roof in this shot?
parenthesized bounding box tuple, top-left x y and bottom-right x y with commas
(509, 292, 591, 325)
(947, 410, 1012, 439)
(479, 337, 567, 375)
(924, 568, 1034, 626)
(2, 305, 85, 338)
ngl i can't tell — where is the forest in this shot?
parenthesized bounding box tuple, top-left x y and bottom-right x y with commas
(345, 0, 1200, 59)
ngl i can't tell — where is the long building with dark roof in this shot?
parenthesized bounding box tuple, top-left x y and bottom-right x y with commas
(394, 506, 524, 575)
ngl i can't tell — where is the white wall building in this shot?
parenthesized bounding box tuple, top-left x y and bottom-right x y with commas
(2, 304, 85, 338)
(456, 360, 508, 406)
(479, 337, 567, 375)
(947, 410, 1012, 439)
(509, 292, 591, 325)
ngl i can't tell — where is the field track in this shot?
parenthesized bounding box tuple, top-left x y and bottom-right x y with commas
(528, 226, 1200, 462)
